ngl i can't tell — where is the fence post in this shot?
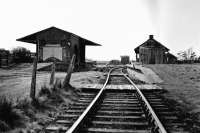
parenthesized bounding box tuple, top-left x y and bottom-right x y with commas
(63, 54, 76, 88)
(30, 56, 37, 100)
(49, 59, 56, 85)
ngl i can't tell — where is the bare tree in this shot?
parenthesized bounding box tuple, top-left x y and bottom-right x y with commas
(177, 48, 196, 63)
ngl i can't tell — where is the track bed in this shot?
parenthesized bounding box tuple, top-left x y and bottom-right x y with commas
(45, 67, 189, 133)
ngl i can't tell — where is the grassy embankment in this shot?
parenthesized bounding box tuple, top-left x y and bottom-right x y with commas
(147, 64, 200, 132)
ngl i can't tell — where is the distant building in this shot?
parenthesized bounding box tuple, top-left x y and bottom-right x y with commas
(166, 52, 177, 64)
(0, 49, 11, 67)
(120, 56, 130, 64)
(109, 60, 121, 65)
(17, 26, 101, 69)
(134, 35, 176, 64)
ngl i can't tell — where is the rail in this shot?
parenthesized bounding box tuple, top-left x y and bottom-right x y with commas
(66, 66, 167, 133)
(66, 67, 115, 133)
(122, 68, 168, 133)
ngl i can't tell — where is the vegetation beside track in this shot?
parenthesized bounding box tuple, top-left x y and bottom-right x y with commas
(0, 79, 80, 132)
(146, 64, 200, 132)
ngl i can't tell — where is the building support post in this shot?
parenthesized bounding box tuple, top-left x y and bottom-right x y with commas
(36, 41, 38, 60)
(80, 44, 86, 67)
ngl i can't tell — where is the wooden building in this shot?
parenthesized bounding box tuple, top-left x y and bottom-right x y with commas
(17, 26, 100, 69)
(166, 52, 177, 64)
(120, 56, 130, 64)
(0, 49, 11, 67)
(134, 35, 170, 64)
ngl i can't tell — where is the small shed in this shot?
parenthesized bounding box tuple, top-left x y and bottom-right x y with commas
(166, 53, 177, 64)
(134, 35, 169, 64)
(17, 26, 101, 69)
(120, 56, 130, 64)
(0, 49, 11, 67)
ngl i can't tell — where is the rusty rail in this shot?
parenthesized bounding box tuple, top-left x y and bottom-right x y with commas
(66, 67, 115, 133)
(123, 68, 168, 133)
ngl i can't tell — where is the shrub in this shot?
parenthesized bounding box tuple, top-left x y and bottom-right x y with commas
(38, 79, 62, 97)
(11, 47, 33, 63)
(15, 98, 35, 118)
(0, 97, 22, 130)
(16, 97, 31, 110)
(0, 120, 10, 131)
(38, 85, 51, 97)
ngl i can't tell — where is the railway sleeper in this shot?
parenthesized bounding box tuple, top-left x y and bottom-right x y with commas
(81, 127, 150, 133)
(45, 125, 68, 133)
(93, 115, 147, 122)
(102, 98, 138, 101)
(69, 105, 89, 109)
(99, 106, 143, 111)
(87, 120, 150, 130)
(105, 93, 135, 95)
(79, 98, 95, 100)
(99, 104, 142, 109)
(102, 101, 140, 104)
(73, 101, 92, 105)
(96, 110, 144, 116)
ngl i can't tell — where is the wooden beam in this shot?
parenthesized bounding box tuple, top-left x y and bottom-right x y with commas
(63, 54, 76, 88)
(36, 40, 39, 60)
(30, 56, 37, 100)
(49, 59, 56, 85)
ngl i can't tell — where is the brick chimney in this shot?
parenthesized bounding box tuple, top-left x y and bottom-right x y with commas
(149, 35, 154, 39)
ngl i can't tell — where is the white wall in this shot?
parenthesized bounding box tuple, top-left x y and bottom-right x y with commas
(43, 44, 63, 61)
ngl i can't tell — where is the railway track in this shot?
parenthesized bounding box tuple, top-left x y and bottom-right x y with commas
(45, 67, 188, 133)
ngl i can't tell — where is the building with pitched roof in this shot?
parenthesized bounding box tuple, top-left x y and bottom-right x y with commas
(17, 26, 101, 69)
(134, 35, 176, 64)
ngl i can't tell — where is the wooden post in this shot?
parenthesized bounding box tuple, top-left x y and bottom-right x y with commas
(30, 55, 37, 100)
(49, 59, 56, 85)
(30, 40, 39, 101)
(136, 53, 138, 62)
(63, 54, 76, 88)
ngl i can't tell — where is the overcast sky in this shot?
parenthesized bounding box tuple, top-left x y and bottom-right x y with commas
(0, 0, 200, 60)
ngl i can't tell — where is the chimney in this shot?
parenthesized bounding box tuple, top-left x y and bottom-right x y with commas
(149, 35, 154, 39)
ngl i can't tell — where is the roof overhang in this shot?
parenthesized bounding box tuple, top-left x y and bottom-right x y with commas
(80, 37, 101, 46)
(16, 26, 101, 46)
